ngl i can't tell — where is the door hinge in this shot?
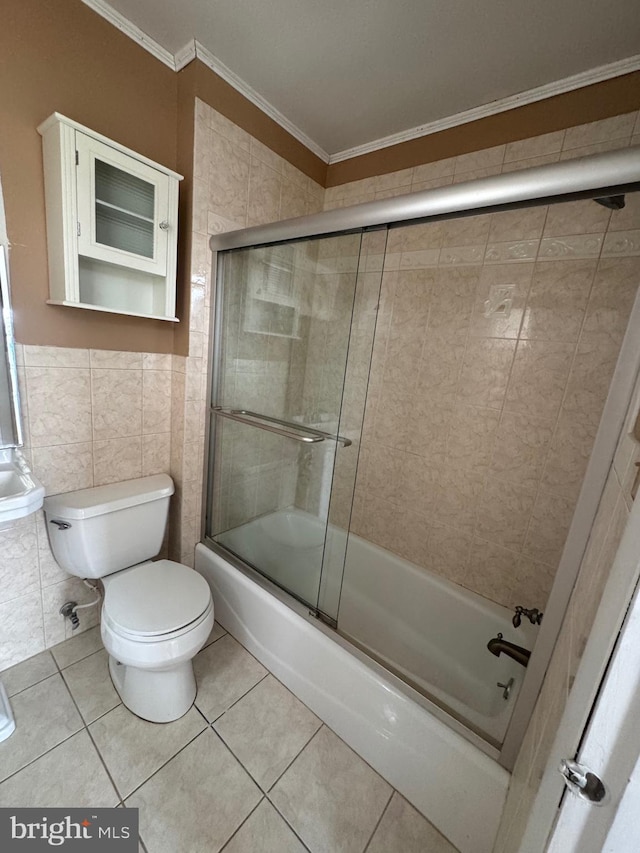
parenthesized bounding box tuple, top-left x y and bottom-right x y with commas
(77, 222, 81, 237)
(559, 759, 607, 804)
(75, 150, 79, 165)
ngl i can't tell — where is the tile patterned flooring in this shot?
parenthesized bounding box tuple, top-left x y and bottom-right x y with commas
(0, 624, 459, 853)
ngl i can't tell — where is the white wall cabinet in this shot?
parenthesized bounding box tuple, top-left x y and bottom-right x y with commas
(38, 113, 182, 322)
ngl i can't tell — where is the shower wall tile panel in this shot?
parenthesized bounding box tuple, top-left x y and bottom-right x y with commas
(172, 99, 325, 564)
(325, 110, 640, 613)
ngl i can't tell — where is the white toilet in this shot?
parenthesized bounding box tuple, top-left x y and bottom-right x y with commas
(43, 474, 214, 723)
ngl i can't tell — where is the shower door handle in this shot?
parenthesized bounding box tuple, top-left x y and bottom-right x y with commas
(212, 407, 324, 444)
(211, 407, 352, 447)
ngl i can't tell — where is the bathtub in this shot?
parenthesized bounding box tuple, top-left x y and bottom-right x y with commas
(196, 524, 513, 853)
(339, 532, 534, 745)
(215, 507, 532, 744)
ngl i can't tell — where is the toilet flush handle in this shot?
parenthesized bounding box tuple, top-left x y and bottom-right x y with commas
(49, 519, 72, 530)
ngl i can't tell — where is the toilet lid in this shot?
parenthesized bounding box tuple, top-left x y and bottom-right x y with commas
(103, 560, 211, 636)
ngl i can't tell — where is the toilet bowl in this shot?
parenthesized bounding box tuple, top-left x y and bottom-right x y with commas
(43, 475, 213, 723)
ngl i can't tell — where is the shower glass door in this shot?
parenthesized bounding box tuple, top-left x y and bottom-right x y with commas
(206, 231, 382, 620)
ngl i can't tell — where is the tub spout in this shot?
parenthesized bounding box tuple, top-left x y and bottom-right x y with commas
(487, 633, 530, 667)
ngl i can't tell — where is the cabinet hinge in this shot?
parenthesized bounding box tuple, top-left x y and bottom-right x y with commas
(77, 222, 81, 237)
(75, 150, 79, 166)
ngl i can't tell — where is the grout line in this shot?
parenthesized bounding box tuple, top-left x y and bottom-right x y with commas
(82, 695, 123, 726)
(207, 670, 271, 725)
(83, 715, 126, 807)
(122, 726, 211, 802)
(89, 361, 96, 486)
(0, 728, 83, 786)
(193, 702, 211, 727)
(218, 796, 266, 853)
(52, 634, 105, 671)
(265, 719, 323, 795)
(0, 674, 87, 786)
(261, 790, 314, 853)
(56, 663, 123, 803)
(2, 665, 59, 700)
(362, 788, 394, 853)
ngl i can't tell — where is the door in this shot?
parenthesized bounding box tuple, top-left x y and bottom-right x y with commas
(206, 231, 383, 621)
(75, 131, 170, 276)
(547, 531, 640, 853)
(518, 480, 640, 851)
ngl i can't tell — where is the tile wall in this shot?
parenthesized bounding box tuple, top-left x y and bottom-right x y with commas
(494, 372, 640, 851)
(209, 240, 319, 534)
(166, 99, 325, 564)
(328, 112, 640, 612)
(0, 346, 173, 669)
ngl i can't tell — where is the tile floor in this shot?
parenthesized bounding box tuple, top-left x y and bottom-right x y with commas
(0, 623, 459, 853)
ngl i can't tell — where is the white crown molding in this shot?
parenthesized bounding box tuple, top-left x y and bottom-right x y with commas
(329, 53, 640, 164)
(193, 41, 329, 163)
(81, 0, 176, 69)
(175, 39, 197, 72)
(81, 1, 329, 160)
(81, 1, 639, 168)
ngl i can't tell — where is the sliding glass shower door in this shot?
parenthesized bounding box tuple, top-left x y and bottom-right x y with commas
(206, 231, 383, 621)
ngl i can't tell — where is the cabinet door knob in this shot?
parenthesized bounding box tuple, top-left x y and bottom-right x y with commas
(159, 221, 170, 230)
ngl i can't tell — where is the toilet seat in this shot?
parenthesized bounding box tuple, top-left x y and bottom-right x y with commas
(102, 559, 212, 641)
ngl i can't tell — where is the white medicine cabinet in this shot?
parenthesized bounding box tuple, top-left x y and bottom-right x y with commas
(38, 113, 182, 322)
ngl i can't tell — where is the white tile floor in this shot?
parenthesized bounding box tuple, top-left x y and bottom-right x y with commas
(0, 624, 459, 853)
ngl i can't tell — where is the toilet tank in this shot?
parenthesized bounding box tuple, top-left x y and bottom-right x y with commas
(43, 474, 175, 579)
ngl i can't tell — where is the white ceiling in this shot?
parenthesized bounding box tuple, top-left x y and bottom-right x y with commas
(91, 0, 640, 159)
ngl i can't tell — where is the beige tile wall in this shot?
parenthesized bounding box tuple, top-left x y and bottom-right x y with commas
(0, 346, 173, 670)
(209, 244, 308, 534)
(169, 99, 325, 564)
(493, 375, 640, 851)
(325, 113, 640, 208)
(330, 112, 640, 612)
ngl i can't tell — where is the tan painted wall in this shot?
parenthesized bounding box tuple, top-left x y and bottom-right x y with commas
(327, 71, 640, 186)
(1, 0, 179, 352)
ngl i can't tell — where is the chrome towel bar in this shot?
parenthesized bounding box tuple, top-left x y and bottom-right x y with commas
(211, 407, 352, 447)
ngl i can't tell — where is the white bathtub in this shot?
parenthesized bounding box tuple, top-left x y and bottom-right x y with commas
(216, 508, 533, 744)
(195, 535, 512, 853)
(340, 533, 534, 744)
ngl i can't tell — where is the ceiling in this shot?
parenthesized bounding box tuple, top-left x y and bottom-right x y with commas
(91, 0, 640, 159)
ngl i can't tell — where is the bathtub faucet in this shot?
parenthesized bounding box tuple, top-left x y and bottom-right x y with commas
(487, 633, 531, 668)
(513, 605, 543, 628)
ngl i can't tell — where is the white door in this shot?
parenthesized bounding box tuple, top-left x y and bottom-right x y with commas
(546, 499, 640, 853)
(515, 478, 640, 853)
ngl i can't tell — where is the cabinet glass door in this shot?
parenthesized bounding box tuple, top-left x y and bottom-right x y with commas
(94, 159, 155, 258)
(75, 132, 169, 277)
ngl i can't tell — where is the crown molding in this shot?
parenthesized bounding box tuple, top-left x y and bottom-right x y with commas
(175, 39, 197, 71)
(193, 41, 329, 162)
(329, 53, 640, 164)
(81, 1, 639, 168)
(81, 0, 176, 69)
